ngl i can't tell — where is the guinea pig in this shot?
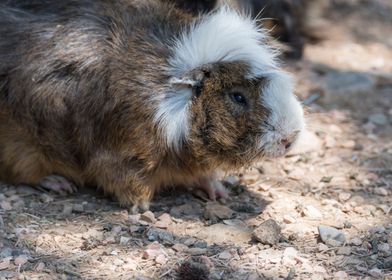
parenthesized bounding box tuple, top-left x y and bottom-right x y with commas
(0, 0, 305, 213)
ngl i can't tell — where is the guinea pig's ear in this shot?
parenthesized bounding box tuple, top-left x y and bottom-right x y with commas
(169, 67, 210, 96)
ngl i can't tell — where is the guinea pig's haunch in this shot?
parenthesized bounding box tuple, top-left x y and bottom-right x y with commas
(0, 0, 305, 213)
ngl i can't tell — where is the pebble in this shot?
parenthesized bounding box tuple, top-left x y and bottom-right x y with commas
(377, 243, 390, 254)
(35, 262, 45, 272)
(336, 247, 351, 255)
(146, 228, 174, 245)
(140, 211, 156, 224)
(283, 215, 296, 224)
(0, 271, 15, 279)
(282, 247, 299, 266)
(370, 226, 385, 234)
(338, 192, 351, 202)
(0, 201, 12, 211)
(172, 243, 188, 252)
(186, 248, 207, 256)
(374, 187, 388, 196)
(113, 259, 124, 266)
(318, 243, 329, 252)
(333, 271, 349, 279)
(318, 225, 346, 246)
(120, 236, 131, 245)
(369, 113, 388, 126)
(218, 250, 232, 260)
(203, 202, 234, 222)
(157, 213, 172, 224)
(61, 204, 73, 216)
(155, 254, 167, 265)
(368, 268, 383, 278)
(350, 238, 362, 246)
(128, 214, 141, 224)
(302, 205, 323, 219)
(0, 258, 11, 270)
(252, 219, 281, 245)
(72, 204, 84, 213)
(14, 255, 28, 266)
(340, 140, 356, 149)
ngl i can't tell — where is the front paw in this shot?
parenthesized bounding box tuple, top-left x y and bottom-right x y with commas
(39, 175, 78, 195)
(194, 177, 229, 201)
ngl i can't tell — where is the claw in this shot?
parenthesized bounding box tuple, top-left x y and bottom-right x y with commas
(39, 175, 77, 195)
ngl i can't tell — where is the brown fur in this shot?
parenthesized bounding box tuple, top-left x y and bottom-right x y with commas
(0, 0, 277, 211)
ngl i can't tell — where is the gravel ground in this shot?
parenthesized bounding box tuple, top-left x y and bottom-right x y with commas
(0, 1, 391, 279)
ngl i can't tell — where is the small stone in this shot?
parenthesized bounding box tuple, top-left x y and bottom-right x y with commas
(334, 271, 349, 279)
(155, 220, 170, 229)
(112, 225, 122, 234)
(113, 259, 125, 266)
(35, 262, 45, 272)
(155, 254, 167, 265)
(0, 201, 12, 211)
(14, 255, 28, 266)
(0, 258, 11, 270)
(338, 192, 351, 202)
(186, 248, 207, 256)
(324, 136, 336, 148)
(252, 219, 281, 245)
(203, 202, 234, 222)
(140, 211, 156, 224)
(374, 187, 388, 196)
(0, 271, 15, 279)
(157, 213, 172, 224)
(369, 268, 383, 278)
(370, 226, 385, 234)
(172, 244, 188, 252)
(318, 225, 346, 246)
(302, 205, 323, 219)
(194, 240, 208, 249)
(318, 243, 329, 252)
(283, 215, 296, 224)
(183, 238, 197, 246)
(282, 247, 299, 266)
(369, 113, 388, 126)
(70, 204, 83, 213)
(340, 140, 356, 149)
(128, 214, 141, 224)
(218, 250, 232, 260)
(350, 238, 362, 246)
(120, 236, 131, 245)
(336, 247, 351, 255)
(377, 243, 390, 254)
(61, 204, 73, 216)
(146, 228, 174, 245)
(258, 183, 271, 192)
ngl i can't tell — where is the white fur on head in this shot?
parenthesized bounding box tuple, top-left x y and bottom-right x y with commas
(156, 6, 280, 150)
(259, 72, 305, 157)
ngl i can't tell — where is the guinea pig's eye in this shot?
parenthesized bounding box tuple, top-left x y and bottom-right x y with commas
(230, 92, 247, 105)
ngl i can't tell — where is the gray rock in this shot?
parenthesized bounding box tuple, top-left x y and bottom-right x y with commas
(318, 225, 346, 246)
(369, 113, 388, 126)
(146, 227, 174, 245)
(252, 219, 281, 245)
(324, 71, 375, 94)
(0, 271, 15, 279)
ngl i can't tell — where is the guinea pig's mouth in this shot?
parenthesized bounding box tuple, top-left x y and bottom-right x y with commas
(258, 130, 301, 159)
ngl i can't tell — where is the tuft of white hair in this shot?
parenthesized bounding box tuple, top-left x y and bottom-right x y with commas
(155, 6, 284, 151)
(168, 6, 279, 77)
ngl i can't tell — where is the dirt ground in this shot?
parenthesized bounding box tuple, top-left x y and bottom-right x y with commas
(0, 1, 391, 279)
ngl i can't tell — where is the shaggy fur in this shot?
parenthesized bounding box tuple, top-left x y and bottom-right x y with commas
(0, 0, 304, 212)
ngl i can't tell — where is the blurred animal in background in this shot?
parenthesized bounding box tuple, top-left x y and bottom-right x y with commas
(164, 0, 329, 59)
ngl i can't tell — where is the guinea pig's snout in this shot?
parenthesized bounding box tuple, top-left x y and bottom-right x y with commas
(280, 138, 293, 150)
(279, 130, 300, 152)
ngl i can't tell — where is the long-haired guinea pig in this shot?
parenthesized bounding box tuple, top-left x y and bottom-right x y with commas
(0, 0, 305, 212)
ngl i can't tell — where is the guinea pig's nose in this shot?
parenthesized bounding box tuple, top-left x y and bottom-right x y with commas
(280, 138, 293, 150)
